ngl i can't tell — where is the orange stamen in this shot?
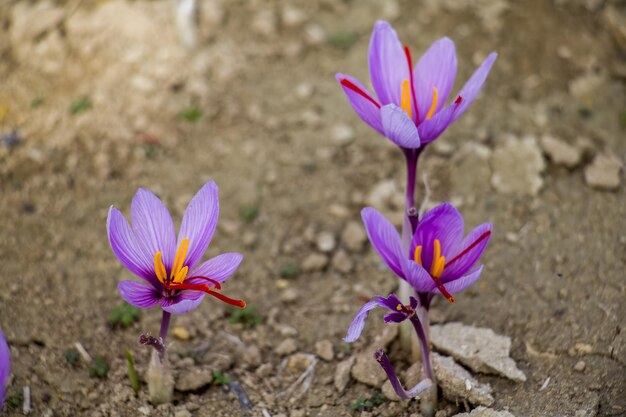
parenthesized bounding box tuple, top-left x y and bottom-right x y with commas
(426, 87, 439, 120)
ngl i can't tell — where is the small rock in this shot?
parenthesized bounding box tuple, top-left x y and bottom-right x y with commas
(341, 221, 368, 252)
(574, 360, 586, 372)
(584, 153, 622, 191)
(242, 231, 258, 247)
(432, 353, 494, 406)
(316, 232, 336, 253)
(315, 340, 334, 361)
(329, 204, 350, 218)
(366, 180, 398, 210)
(243, 346, 262, 366)
(332, 250, 353, 274)
(286, 353, 314, 372)
(574, 343, 593, 355)
(330, 123, 355, 146)
(301, 253, 328, 272)
(335, 356, 356, 392)
(352, 351, 386, 387)
(282, 5, 307, 27)
(138, 406, 152, 416)
(452, 407, 516, 417)
(491, 135, 545, 197)
(430, 322, 526, 382)
(251, 9, 277, 37)
(304, 23, 326, 45)
(290, 410, 306, 417)
(256, 363, 273, 378)
(275, 338, 298, 356)
(295, 83, 314, 99)
(172, 326, 191, 341)
(540, 135, 582, 168)
(174, 410, 192, 417)
(175, 367, 214, 392)
(280, 287, 299, 303)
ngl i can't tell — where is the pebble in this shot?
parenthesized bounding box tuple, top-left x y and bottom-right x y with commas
(243, 346, 262, 366)
(491, 135, 545, 197)
(430, 322, 526, 382)
(242, 230, 258, 247)
(280, 287, 299, 303)
(286, 353, 315, 373)
(315, 340, 334, 361)
(432, 353, 494, 406)
(366, 180, 398, 210)
(138, 406, 152, 415)
(584, 153, 622, 191)
(256, 363, 273, 378)
(316, 232, 336, 252)
(275, 338, 298, 356)
(330, 123, 355, 146)
(301, 253, 328, 272)
(574, 360, 586, 372)
(172, 326, 191, 341)
(332, 250, 353, 274)
(174, 410, 192, 417)
(175, 367, 214, 392)
(290, 410, 306, 417)
(282, 5, 307, 27)
(295, 82, 314, 99)
(341, 221, 367, 252)
(335, 356, 356, 392)
(452, 407, 516, 417)
(251, 9, 277, 37)
(540, 134, 582, 168)
(304, 23, 326, 45)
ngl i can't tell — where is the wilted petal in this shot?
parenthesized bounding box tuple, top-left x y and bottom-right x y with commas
(336, 73, 383, 135)
(383, 312, 407, 323)
(443, 223, 492, 280)
(451, 52, 497, 121)
(344, 300, 380, 343)
(191, 253, 243, 283)
(118, 281, 162, 309)
(107, 207, 158, 286)
(0, 329, 9, 411)
(375, 349, 433, 399)
(178, 181, 219, 269)
(414, 37, 457, 121)
(131, 189, 177, 271)
(381, 104, 421, 149)
(377, 293, 403, 311)
(361, 208, 404, 277)
(369, 21, 409, 106)
(441, 265, 483, 294)
(411, 203, 464, 271)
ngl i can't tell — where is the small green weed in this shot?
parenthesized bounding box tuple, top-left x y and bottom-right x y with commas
(228, 307, 263, 328)
(89, 356, 108, 379)
(239, 205, 260, 223)
(180, 105, 202, 122)
(70, 97, 92, 114)
(63, 349, 80, 365)
(279, 262, 301, 279)
(110, 303, 141, 328)
(212, 370, 231, 385)
(350, 392, 386, 411)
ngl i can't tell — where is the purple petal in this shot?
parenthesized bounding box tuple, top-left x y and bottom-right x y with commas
(401, 259, 438, 292)
(336, 73, 384, 135)
(344, 300, 380, 343)
(161, 296, 204, 315)
(442, 222, 492, 280)
(130, 188, 177, 271)
(368, 21, 409, 106)
(411, 203, 464, 272)
(409, 296, 419, 310)
(107, 207, 158, 286)
(361, 207, 404, 277)
(383, 312, 407, 323)
(417, 102, 457, 144)
(177, 181, 219, 269)
(441, 265, 483, 294)
(381, 104, 421, 149)
(450, 52, 497, 121)
(377, 294, 403, 311)
(375, 349, 433, 399)
(0, 330, 9, 411)
(118, 281, 162, 309)
(414, 37, 457, 122)
(190, 253, 243, 283)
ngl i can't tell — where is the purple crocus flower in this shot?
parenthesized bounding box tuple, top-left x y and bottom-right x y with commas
(0, 330, 9, 411)
(336, 20, 497, 147)
(107, 181, 246, 315)
(361, 203, 492, 303)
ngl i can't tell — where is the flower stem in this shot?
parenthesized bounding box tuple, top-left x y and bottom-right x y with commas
(159, 311, 171, 343)
(374, 348, 432, 400)
(411, 308, 437, 417)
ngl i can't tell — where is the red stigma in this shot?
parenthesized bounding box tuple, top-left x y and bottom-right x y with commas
(445, 231, 491, 268)
(340, 78, 381, 109)
(185, 276, 222, 290)
(437, 282, 455, 303)
(167, 282, 246, 308)
(404, 45, 419, 120)
(455, 96, 463, 105)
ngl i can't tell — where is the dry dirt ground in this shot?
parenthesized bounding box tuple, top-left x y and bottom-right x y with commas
(0, 0, 625, 416)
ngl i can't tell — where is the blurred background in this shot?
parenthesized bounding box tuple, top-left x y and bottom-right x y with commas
(0, 0, 624, 416)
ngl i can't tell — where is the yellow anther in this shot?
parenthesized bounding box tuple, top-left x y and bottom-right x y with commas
(401, 79, 413, 119)
(413, 245, 423, 266)
(429, 239, 446, 279)
(396, 304, 402, 311)
(425, 87, 439, 120)
(173, 265, 189, 284)
(170, 238, 190, 280)
(154, 252, 167, 283)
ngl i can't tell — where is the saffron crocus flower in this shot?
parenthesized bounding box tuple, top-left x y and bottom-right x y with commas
(0, 330, 9, 411)
(107, 181, 246, 315)
(361, 203, 492, 303)
(336, 20, 497, 147)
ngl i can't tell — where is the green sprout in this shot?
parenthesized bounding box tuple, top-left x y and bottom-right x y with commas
(89, 356, 108, 379)
(620, 110, 626, 129)
(5, 391, 23, 409)
(70, 97, 92, 114)
(125, 349, 140, 393)
(239, 205, 260, 223)
(350, 392, 386, 411)
(228, 307, 263, 328)
(109, 303, 141, 328)
(64, 349, 80, 365)
(180, 105, 202, 123)
(212, 371, 231, 386)
(279, 262, 301, 279)
(30, 97, 44, 108)
(328, 32, 359, 50)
